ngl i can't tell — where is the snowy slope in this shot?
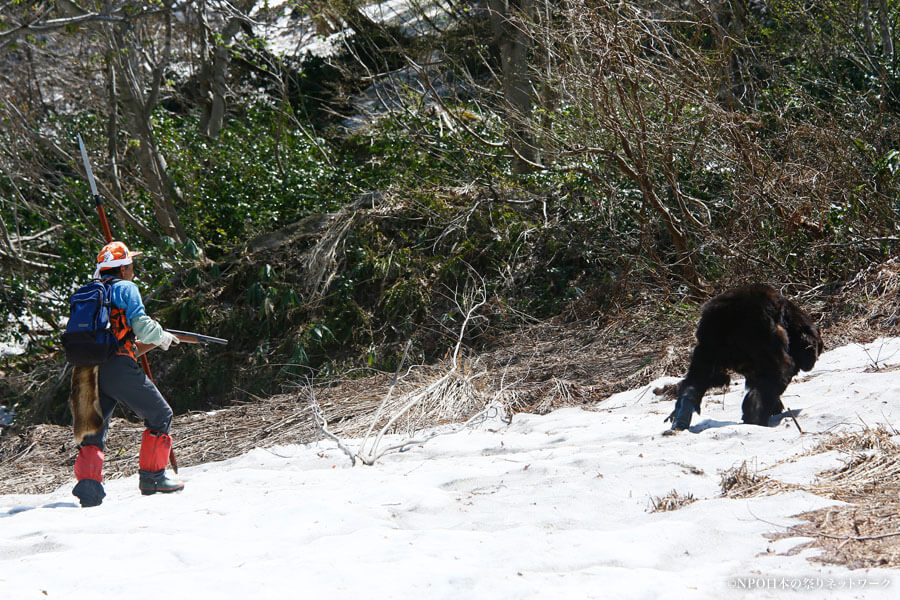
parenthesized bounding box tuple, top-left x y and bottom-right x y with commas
(3, 340, 900, 599)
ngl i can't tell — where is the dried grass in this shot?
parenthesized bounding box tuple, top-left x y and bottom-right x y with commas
(649, 489, 696, 513)
(300, 203, 360, 300)
(805, 430, 900, 501)
(479, 307, 695, 416)
(814, 257, 900, 347)
(339, 363, 487, 438)
(719, 461, 789, 498)
(811, 425, 899, 454)
(0, 395, 321, 496)
(718, 426, 900, 569)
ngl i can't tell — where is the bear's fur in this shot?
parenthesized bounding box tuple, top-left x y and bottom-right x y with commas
(668, 284, 823, 430)
(70, 365, 104, 445)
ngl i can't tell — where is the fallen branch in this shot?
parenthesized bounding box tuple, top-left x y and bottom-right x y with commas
(357, 339, 413, 460)
(378, 400, 508, 456)
(306, 383, 356, 467)
(786, 406, 803, 434)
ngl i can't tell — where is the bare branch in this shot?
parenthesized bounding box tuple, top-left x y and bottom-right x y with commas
(305, 382, 356, 467)
(357, 276, 489, 465)
(357, 339, 413, 461)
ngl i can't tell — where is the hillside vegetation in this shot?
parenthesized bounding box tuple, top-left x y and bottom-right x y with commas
(3, 1, 900, 427)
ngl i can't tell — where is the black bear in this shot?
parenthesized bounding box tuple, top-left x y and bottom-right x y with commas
(665, 284, 823, 433)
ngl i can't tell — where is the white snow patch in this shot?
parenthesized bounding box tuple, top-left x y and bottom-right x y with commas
(362, 0, 454, 35)
(0, 341, 24, 358)
(253, 0, 453, 58)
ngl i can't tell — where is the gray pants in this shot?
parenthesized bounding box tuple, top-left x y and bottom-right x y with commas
(80, 354, 173, 451)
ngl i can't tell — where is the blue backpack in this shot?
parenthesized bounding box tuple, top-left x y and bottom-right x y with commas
(61, 279, 120, 366)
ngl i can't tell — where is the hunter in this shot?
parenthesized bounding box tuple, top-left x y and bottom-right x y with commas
(72, 241, 184, 507)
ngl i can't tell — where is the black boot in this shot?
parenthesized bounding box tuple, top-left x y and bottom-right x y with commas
(73, 479, 106, 507)
(139, 469, 184, 495)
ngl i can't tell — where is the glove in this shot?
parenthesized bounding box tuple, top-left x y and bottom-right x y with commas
(159, 331, 180, 351)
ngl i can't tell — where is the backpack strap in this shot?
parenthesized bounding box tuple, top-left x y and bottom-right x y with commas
(101, 277, 137, 347)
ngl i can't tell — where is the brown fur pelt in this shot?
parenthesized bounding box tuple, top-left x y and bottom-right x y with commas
(70, 366, 103, 445)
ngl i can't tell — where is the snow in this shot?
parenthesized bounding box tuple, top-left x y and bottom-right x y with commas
(362, 0, 454, 35)
(0, 341, 23, 358)
(2, 314, 30, 358)
(253, 0, 452, 58)
(3, 340, 900, 598)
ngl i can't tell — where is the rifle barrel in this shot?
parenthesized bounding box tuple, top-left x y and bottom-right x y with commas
(167, 329, 228, 345)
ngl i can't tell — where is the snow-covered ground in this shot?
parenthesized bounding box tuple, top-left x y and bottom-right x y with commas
(254, 0, 452, 58)
(3, 339, 900, 598)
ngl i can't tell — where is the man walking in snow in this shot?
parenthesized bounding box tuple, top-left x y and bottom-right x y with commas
(72, 241, 184, 507)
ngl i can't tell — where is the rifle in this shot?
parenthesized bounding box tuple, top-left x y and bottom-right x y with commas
(135, 330, 227, 357)
(167, 329, 229, 345)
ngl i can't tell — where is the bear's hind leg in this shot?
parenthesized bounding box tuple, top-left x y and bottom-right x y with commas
(742, 376, 788, 426)
(741, 387, 767, 426)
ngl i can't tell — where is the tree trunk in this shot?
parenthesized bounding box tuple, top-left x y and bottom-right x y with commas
(877, 0, 894, 61)
(199, 18, 246, 139)
(198, 1, 255, 139)
(488, 0, 537, 173)
(110, 18, 186, 243)
(710, 0, 749, 108)
(862, 0, 876, 55)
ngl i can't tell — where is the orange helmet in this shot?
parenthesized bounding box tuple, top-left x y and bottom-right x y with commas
(93, 241, 143, 278)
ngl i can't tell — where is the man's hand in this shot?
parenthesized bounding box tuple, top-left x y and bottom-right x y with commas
(159, 331, 180, 351)
(136, 342, 156, 357)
